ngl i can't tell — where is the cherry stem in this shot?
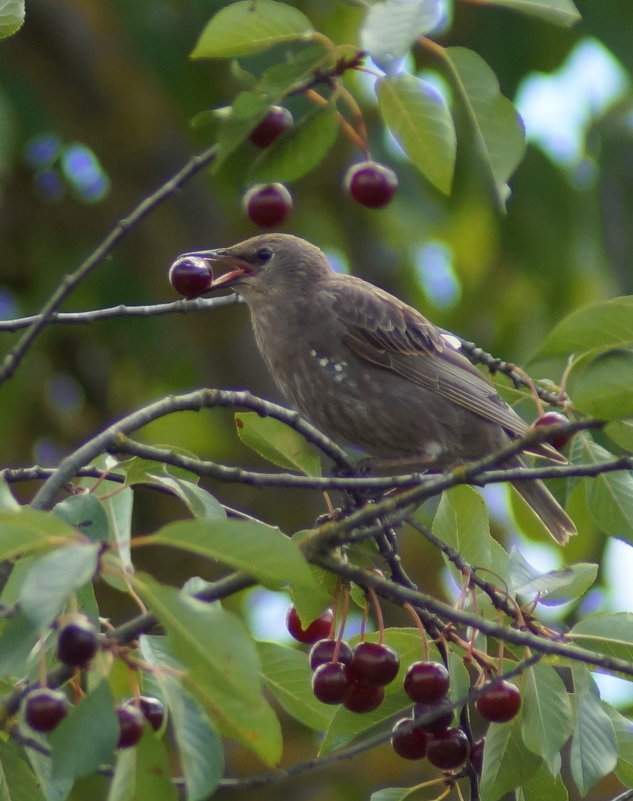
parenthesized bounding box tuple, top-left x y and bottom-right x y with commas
(403, 602, 429, 661)
(367, 587, 385, 645)
(334, 586, 350, 662)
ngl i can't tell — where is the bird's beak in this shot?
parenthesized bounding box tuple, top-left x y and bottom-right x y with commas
(178, 249, 250, 291)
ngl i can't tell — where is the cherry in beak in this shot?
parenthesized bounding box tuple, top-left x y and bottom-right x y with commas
(177, 250, 249, 292)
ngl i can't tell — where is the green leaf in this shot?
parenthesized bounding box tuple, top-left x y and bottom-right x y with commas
(510, 549, 598, 605)
(568, 348, 633, 420)
(607, 705, 633, 787)
(485, 0, 580, 26)
(570, 665, 617, 795)
(0, 478, 19, 511)
(19, 543, 100, 627)
(134, 730, 179, 801)
(235, 412, 322, 476)
(522, 663, 573, 773)
(102, 485, 133, 571)
(257, 640, 336, 731)
(50, 680, 118, 780)
(289, 559, 336, 625)
(516, 764, 569, 801)
(140, 636, 222, 801)
(134, 579, 281, 765)
(250, 104, 339, 184)
(479, 716, 542, 801)
(0, 509, 79, 561)
(576, 438, 633, 540)
(0, 610, 41, 677)
(0, 738, 46, 801)
(191, 0, 314, 58)
(0, 0, 25, 39)
(445, 47, 526, 208)
(432, 485, 492, 573)
(377, 73, 456, 194)
(53, 494, 109, 542)
(25, 743, 74, 801)
(535, 296, 633, 359)
(371, 789, 420, 801)
(571, 612, 633, 662)
(146, 518, 316, 592)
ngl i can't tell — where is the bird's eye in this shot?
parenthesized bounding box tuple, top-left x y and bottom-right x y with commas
(255, 247, 273, 262)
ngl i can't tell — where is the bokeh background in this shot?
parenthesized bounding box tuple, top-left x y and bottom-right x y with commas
(2, 1, 633, 799)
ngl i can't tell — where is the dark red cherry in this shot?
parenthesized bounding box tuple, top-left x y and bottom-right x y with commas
(56, 616, 98, 668)
(309, 639, 353, 670)
(286, 605, 333, 644)
(248, 106, 293, 148)
(404, 660, 450, 703)
(116, 704, 145, 748)
(534, 412, 571, 450)
(169, 256, 213, 297)
(476, 680, 521, 723)
(414, 701, 453, 733)
(138, 696, 165, 731)
(345, 161, 398, 208)
(348, 641, 399, 687)
(312, 661, 350, 705)
(343, 680, 384, 713)
(243, 183, 292, 227)
(23, 688, 69, 732)
(427, 727, 470, 770)
(391, 717, 428, 760)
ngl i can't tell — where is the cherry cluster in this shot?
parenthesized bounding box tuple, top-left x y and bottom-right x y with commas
(20, 615, 165, 749)
(241, 106, 399, 228)
(286, 605, 399, 714)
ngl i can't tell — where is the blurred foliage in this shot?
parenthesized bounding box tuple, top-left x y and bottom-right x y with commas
(1, 1, 633, 799)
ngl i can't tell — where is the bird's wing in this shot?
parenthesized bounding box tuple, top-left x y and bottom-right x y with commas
(327, 275, 560, 454)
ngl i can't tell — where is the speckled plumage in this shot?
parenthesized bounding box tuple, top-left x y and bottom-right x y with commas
(190, 233, 575, 544)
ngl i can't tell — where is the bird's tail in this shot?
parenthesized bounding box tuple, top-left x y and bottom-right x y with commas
(510, 459, 576, 545)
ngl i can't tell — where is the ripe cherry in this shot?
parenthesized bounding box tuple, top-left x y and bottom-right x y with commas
(286, 605, 333, 644)
(534, 411, 571, 451)
(476, 680, 521, 723)
(343, 680, 384, 713)
(138, 696, 165, 731)
(309, 638, 353, 670)
(345, 161, 398, 208)
(23, 688, 69, 732)
(169, 256, 212, 297)
(56, 616, 98, 668)
(391, 717, 428, 760)
(243, 183, 293, 227)
(248, 106, 293, 148)
(414, 701, 453, 733)
(404, 660, 450, 703)
(116, 703, 145, 748)
(312, 661, 349, 705)
(427, 727, 470, 770)
(348, 642, 399, 687)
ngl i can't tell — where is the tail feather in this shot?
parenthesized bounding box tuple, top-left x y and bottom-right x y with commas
(510, 472, 576, 545)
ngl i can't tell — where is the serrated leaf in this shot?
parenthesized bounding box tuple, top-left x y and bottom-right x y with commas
(510, 549, 597, 605)
(432, 485, 492, 572)
(134, 579, 281, 765)
(250, 104, 338, 183)
(0, 509, 79, 561)
(53, 494, 109, 542)
(235, 412, 321, 476)
(361, 0, 442, 72)
(145, 518, 316, 592)
(49, 680, 118, 780)
(576, 438, 633, 540)
(257, 640, 335, 731)
(446, 47, 525, 208)
(486, 0, 580, 26)
(19, 543, 100, 627)
(191, 0, 314, 59)
(0, 0, 24, 39)
(535, 296, 633, 359)
(522, 663, 573, 773)
(571, 612, 633, 662)
(568, 348, 633, 420)
(479, 716, 542, 801)
(378, 73, 455, 193)
(570, 665, 617, 795)
(607, 705, 633, 787)
(516, 764, 568, 801)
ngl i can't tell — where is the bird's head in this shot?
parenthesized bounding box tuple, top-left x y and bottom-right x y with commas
(180, 233, 332, 300)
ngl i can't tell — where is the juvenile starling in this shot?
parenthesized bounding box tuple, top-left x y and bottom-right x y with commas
(183, 233, 575, 544)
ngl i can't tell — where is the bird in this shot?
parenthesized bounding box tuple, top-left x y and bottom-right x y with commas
(181, 233, 576, 544)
